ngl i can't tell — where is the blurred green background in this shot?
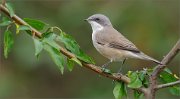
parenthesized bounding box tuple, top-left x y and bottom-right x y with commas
(0, 0, 179, 99)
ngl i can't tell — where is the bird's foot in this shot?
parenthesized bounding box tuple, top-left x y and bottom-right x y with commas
(101, 67, 112, 74)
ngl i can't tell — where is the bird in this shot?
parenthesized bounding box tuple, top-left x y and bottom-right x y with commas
(85, 14, 161, 71)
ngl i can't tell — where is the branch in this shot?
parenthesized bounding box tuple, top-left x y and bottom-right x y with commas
(147, 38, 180, 99)
(149, 39, 180, 84)
(2, 0, 6, 6)
(152, 39, 180, 78)
(156, 80, 180, 90)
(0, 4, 148, 93)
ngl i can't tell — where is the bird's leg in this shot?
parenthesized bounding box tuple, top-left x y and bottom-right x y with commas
(102, 60, 112, 68)
(117, 58, 126, 73)
(112, 59, 126, 84)
(101, 60, 112, 72)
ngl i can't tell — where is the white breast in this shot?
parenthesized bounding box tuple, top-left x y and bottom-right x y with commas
(90, 21, 104, 44)
(89, 21, 104, 33)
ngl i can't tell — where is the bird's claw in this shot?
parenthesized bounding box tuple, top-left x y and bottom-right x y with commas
(101, 68, 112, 74)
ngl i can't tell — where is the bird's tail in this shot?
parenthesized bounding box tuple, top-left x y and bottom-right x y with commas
(137, 52, 162, 64)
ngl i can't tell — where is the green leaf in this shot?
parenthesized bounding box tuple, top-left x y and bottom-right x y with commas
(42, 31, 53, 38)
(67, 57, 82, 71)
(159, 71, 178, 83)
(33, 38, 43, 58)
(70, 57, 82, 66)
(18, 25, 31, 31)
(139, 71, 146, 81)
(0, 17, 12, 26)
(128, 72, 142, 88)
(76, 49, 95, 64)
(67, 59, 75, 71)
(134, 90, 143, 99)
(16, 24, 31, 34)
(147, 69, 153, 76)
(3, 30, 14, 59)
(43, 44, 64, 74)
(24, 18, 46, 31)
(57, 32, 95, 64)
(138, 70, 149, 88)
(113, 82, 127, 99)
(159, 71, 180, 96)
(15, 23, 20, 34)
(42, 33, 60, 50)
(164, 68, 172, 74)
(127, 71, 133, 76)
(169, 86, 180, 96)
(5, 3, 15, 17)
(57, 32, 80, 53)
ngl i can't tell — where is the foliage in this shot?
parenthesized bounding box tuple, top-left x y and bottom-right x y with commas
(1, 3, 94, 74)
(159, 69, 180, 96)
(3, 30, 14, 59)
(113, 81, 127, 99)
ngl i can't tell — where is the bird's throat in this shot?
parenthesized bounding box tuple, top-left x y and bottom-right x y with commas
(89, 21, 104, 33)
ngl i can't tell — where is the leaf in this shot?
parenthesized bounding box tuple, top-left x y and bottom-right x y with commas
(0, 17, 12, 26)
(67, 59, 75, 71)
(139, 71, 146, 81)
(67, 57, 82, 71)
(127, 71, 132, 76)
(159, 71, 180, 96)
(16, 24, 31, 34)
(43, 44, 64, 74)
(42, 31, 53, 38)
(57, 32, 95, 64)
(15, 23, 20, 34)
(164, 68, 172, 74)
(134, 90, 143, 99)
(5, 3, 15, 17)
(159, 71, 178, 83)
(24, 18, 47, 31)
(76, 49, 95, 64)
(128, 72, 142, 88)
(3, 30, 14, 59)
(33, 38, 43, 58)
(70, 57, 82, 66)
(18, 25, 31, 31)
(57, 32, 80, 54)
(169, 86, 180, 96)
(147, 69, 153, 76)
(42, 33, 60, 50)
(113, 82, 127, 99)
(138, 70, 149, 88)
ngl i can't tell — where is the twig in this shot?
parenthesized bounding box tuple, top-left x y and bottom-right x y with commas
(156, 80, 180, 90)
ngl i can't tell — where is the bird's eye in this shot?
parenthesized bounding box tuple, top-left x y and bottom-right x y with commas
(95, 18, 100, 21)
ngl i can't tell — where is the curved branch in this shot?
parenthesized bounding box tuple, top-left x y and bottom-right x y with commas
(156, 80, 180, 90)
(0, 4, 148, 93)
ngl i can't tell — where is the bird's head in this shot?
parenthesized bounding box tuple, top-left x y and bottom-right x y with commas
(85, 14, 112, 32)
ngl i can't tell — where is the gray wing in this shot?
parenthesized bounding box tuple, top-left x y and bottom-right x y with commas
(108, 41, 140, 53)
(95, 27, 140, 53)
